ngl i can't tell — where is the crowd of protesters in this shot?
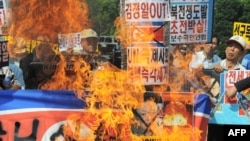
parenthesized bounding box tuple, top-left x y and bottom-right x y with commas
(1, 29, 250, 141)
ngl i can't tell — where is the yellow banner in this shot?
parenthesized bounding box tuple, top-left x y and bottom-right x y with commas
(233, 22, 250, 49)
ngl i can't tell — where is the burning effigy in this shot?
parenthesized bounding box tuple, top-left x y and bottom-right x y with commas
(1, 0, 217, 140)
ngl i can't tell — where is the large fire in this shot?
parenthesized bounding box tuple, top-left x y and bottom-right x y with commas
(6, 0, 203, 140)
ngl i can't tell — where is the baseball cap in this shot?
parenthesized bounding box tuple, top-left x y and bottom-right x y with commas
(80, 29, 97, 38)
(225, 35, 246, 51)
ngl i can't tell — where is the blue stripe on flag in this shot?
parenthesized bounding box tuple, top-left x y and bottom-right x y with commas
(0, 90, 86, 110)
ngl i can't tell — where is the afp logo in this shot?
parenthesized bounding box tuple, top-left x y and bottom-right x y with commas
(224, 125, 250, 141)
(228, 129, 246, 136)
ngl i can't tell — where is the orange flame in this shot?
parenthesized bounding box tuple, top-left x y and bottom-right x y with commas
(6, 0, 205, 140)
(7, 0, 91, 58)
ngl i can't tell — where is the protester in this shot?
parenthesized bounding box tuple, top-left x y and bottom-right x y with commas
(211, 34, 220, 55)
(80, 29, 99, 54)
(207, 35, 247, 141)
(20, 42, 57, 89)
(241, 51, 250, 70)
(9, 64, 25, 89)
(64, 28, 103, 70)
(0, 64, 24, 90)
(189, 42, 221, 72)
(66, 28, 99, 55)
(213, 35, 246, 72)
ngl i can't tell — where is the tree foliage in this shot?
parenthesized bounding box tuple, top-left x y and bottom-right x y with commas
(85, 0, 120, 36)
(213, 0, 246, 58)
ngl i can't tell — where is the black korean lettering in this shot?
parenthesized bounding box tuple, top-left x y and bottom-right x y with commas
(170, 35, 177, 42)
(200, 4, 208, 19)
(0, 122, 7, 141)
(178, 5, 185, 19)
(234, 24, 241, 35)
(201, 34, 207, 40)
(183, 35, 189, 42)
(158, 48, 165, 64)
(240, 24, 246, 36)
(177, 35, 182, 41)
(0, 41, 9, 64)
(186, 5, 192, 19)
(193, 5, 200, 19)
(151, 48, 158, 62)
(245, 25, 250, 41)
(14, 119, 39, 141)
(171, 5, 177, 19)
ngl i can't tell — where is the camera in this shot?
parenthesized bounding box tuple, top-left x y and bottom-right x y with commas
(0, 66, 14, 90)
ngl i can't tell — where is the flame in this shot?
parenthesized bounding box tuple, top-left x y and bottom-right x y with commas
(7, 0, 91, 58)
(5, 0, 207, 140)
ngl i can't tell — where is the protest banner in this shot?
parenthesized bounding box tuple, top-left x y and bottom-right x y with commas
(233, 22, 250, 48)
(0, 37, 8, 68)
(170, 0, 214, 44)
(209, 70, 250, 125)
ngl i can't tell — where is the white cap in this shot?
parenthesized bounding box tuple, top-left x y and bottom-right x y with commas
(80, 29, 97, 38)
(226, 35, 246, 50)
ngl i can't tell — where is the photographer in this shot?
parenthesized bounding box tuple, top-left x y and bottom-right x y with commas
(0, 64, 24, 90)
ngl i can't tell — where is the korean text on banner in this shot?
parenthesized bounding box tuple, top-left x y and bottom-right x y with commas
(170, 0, 214, 44)
(233, 22, 250, 49)
(125, 0, 171, 22)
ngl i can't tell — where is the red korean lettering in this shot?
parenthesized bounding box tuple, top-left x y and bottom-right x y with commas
(245, 71, 250, 77)
(236, 70, 245, 81)
(125, 3, 132, 20)
(157, 67, 164, 82)
(132, 3, 140, 19)
(141, 67, 149, 82)
(150, 69, 157, 82)
(179, 20, 187, 33)
(170, 20, 178, 34)
(228, 71, 237, 84)
(187, 20, 195, 31)
(141, 2, 149, 19)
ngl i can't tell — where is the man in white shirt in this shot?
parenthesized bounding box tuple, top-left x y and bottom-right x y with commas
(189, 43, 221, 72)
(214, 35, 246, 72)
